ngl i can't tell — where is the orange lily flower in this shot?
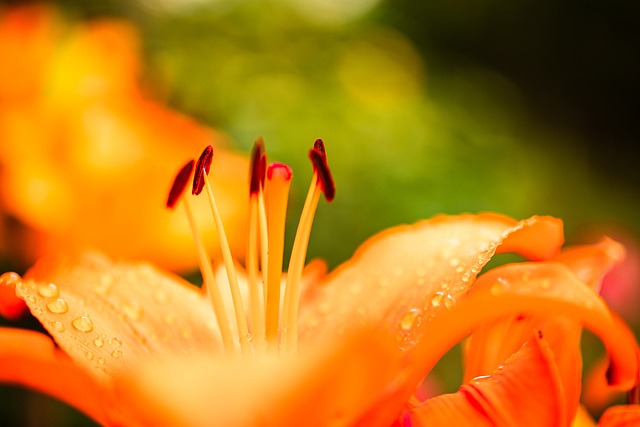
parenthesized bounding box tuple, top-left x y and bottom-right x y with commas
(1, 140, 638, 426)
(0, 5, 248, 271)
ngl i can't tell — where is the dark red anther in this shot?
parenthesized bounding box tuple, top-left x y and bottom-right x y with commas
(167, 160, 195, 209)
(250, 138, 266, 195)
(309, 147, 335, 202)
(313, 138, 327, 161)
(192, 145, 214, 195)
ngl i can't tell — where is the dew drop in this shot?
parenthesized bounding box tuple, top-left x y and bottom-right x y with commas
(46, 298, 69, 314)
(471, 374, 491, 383)
(163, 313, 176, 325)
(400, 308, 421, 331)
(72, 316, 94, 332)
(0, 272, 21, 287)
(444, 294, 456, 309)
(153, 290, 169, 304)
(97, 357, 105, 365)
(111, 349, 122, 359)
(93, 337, 104, 347)
(110, 337, 123, 347)
(38, 283, 60, 298)
(349, 282, 362, 295)
(26, 295, 36, 303)
(122, 301, 143, 321)
(53, 321, 66, 332)
(540, 279, 551, 290)
(448, 258, 460, 268)
(317, 301, 331, 314)
(431, 292, 444, 307)
(85, 351, 94, 361)
(490, 282, 505, 295)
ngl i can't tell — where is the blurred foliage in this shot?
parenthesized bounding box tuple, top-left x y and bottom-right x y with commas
(1, 0, 638, 425)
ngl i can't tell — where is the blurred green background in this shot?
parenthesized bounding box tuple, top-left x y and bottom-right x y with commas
(1, 0, 639, 425)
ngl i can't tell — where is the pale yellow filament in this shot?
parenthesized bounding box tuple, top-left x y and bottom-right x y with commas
(281, 176, 322, 353)
(247, 196, 265, 349)
(202, 174, 252, 355)
(181, 196, 236, 355)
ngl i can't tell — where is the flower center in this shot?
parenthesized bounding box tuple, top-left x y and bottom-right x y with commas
(166, 138, 334, 357)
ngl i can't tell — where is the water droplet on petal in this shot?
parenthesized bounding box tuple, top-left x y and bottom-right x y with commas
(111, 349, 122, 359)
(163, 313, 176, 325)
(444, 294, 456, 309)
(0, 272, 21, 287)
(93, 338, 104, 347)
(349, 282, 362, 295)
(47, 298, 69, 314)
(72, 316, 94, 332)
(97, 357, 105, 365)
(154, 290, 169, 304)
(38, 283, 59, 298)
(26, 295, 36, 303)
(53, 321, 66, 332)
(110, 337, 123, 347)
(449, 258, 460, 268)
(400, 308, 422, 331)
(471, 374, 491, 384)
(317, 302, 331, 314)
(491, 282, 505, 295)
(540, 279, 551, 290)
(85, 351, 94, 361)
(122, 301, 143, 321)
(431, 292, 444, 307)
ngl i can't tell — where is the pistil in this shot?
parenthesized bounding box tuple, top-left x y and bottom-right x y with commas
(264, 163, 292, 348)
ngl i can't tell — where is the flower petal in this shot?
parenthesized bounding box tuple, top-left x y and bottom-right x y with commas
(15, 251, 222, 381)
(0, 279, 27, 319)
(462, 238, 625, 421)
(407, 332, 566, 427)
(114, 328, 400, 427)
(299, 214, 563, 346)
(402, 262, 638, 397)
(598, 405, 640, 427)
(553, 238, 626, 292)
(0, 327, 109, 425)
(0, 5, 249, 272)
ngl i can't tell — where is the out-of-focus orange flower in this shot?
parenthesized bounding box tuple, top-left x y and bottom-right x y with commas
(0, 5, 248, 271)
(0, 141, 638, 426)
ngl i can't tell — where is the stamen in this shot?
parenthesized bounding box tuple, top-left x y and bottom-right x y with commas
(192, 144, 213, 196)
(264, 163, 292, 348)
(194, 147, 252, 355)
(166, 161, 236, 355)
(249, 137, 266, 196)
(247, 139, 267, 348)
(166, 160, 195, 209)
(282, 141, 335, 353)
(309, 139, 335, 201)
